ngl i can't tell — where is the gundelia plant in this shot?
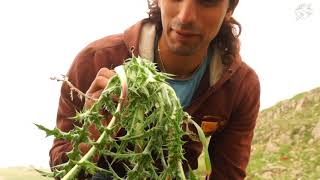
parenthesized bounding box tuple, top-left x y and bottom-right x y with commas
(36, 56, 211, 180)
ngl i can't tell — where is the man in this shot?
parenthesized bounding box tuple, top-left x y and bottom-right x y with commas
(50, 0, 260, 179)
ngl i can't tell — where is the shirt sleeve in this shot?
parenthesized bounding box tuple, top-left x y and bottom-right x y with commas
(49, 47, 99, 168)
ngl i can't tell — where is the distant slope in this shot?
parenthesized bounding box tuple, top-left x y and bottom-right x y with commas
(247, 87, 320, 179)
(0, 166, 51, 180)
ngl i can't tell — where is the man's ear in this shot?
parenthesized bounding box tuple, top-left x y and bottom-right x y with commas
(225, 9, 233, 21)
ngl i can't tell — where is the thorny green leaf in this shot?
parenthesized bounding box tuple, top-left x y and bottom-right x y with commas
(36, 56, 208, 179)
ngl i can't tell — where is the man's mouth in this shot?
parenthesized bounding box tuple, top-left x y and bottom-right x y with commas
(174, 29, 198, 36)
(171, 28, 199, 41)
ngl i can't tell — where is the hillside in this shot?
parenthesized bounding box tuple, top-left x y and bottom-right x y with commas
(247, 87, 320, 179)
(0, 166, 51, 180)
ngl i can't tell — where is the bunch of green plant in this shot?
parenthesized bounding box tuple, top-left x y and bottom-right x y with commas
(36, 56, 211, 180)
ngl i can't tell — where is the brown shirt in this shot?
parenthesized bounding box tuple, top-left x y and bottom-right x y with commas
(50, 20, 260, 180)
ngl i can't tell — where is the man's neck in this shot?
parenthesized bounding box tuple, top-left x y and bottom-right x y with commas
(158, 37, 207, 79)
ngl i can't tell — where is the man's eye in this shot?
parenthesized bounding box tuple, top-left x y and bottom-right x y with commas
(199, 0, 220, 5)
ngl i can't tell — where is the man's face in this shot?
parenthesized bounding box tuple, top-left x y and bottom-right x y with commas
(159, 0, 231, 56)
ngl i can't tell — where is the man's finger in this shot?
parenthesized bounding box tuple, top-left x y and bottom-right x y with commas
(97, 68, 115, 78)
(87, 76, 108, 94)
(87, 68, 116, 94)
(84, 89, 103, 109)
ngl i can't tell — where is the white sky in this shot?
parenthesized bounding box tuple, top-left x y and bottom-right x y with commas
(0, 0, 319, 168)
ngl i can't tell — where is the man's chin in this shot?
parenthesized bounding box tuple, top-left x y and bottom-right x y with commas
(169, 45, 198, 56)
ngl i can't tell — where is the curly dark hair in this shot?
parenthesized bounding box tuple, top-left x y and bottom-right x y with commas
(146, 0, 241, 65)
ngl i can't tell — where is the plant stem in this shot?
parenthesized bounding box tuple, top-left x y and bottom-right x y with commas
(133, 107, 145, 152)
(178, 162, 186, 180)
(62, 66, 128, 180)
(62, 116, 117, 180)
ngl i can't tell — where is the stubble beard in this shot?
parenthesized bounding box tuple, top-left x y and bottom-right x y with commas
(165, 20, 203, 56)
(164, 32, 204, 56)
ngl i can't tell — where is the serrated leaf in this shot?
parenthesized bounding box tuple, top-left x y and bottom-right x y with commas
(188, 119, 212, 177)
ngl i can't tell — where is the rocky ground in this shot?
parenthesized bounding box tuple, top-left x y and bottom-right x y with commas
(247, 87, 320, 179)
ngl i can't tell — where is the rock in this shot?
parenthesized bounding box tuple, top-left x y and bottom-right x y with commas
(308, 139, 314, 144)
(279, 133, 291, 145)
(312, 121, 320, 140)
(295, 99, 305, 112)
(300, 126, 306, 132)
(265, 142, 279, 153)
(293, 134, 299, 140)
(261, 171, 273, 179)
(266, 111, 273, 119)
(273, 109, 281, 119)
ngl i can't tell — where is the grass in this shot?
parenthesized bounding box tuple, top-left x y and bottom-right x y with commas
(0, 167, 52, 180)
(246, 87, 320, 179)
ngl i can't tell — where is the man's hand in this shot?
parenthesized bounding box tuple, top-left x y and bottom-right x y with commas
(84, 68, 116, 109)
(80, 68, 115, 163)
(79, 142, 100, 162)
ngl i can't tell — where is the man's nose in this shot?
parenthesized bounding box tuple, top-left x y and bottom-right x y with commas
(177, 0, 197, 25)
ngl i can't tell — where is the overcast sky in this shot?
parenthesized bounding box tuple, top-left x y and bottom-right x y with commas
(0, 0, 319, 168)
